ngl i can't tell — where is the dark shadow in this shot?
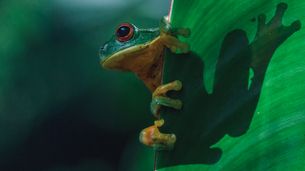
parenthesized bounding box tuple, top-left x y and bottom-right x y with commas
(157, 2, 301, 168)
(0, 96, 128, 171)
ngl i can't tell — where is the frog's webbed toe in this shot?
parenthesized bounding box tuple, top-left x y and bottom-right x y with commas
(151, 80, 183, 117)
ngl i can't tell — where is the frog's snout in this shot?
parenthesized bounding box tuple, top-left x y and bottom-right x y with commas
(99, 44, 109, 65)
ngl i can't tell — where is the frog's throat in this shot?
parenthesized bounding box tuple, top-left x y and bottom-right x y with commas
(101, 37, 164, 92)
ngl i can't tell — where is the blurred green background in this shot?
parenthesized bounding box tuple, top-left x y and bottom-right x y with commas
(0, 0, 170, 170)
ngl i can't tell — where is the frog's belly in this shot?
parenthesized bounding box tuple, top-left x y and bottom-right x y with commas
(134, 38, 165, 91)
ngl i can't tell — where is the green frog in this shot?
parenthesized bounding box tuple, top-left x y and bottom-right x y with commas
(100, 17, 190, 150)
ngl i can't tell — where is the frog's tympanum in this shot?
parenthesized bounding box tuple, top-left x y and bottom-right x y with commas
(100, 17, 190, 150)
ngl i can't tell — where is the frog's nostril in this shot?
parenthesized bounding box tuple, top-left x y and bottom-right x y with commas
(99, 47, 104, 54)
(116, 23, 134, 42)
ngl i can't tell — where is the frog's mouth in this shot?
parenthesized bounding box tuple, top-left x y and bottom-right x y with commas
(101, 38, 164, 91)
(101, 43, 150, 71)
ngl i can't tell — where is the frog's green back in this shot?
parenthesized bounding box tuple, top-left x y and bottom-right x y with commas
(157, 0, 305, 170)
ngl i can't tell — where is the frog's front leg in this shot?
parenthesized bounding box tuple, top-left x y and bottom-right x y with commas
(160, 35, 189, 53)
(151, 80, 182, 117)
(139, 119, 176, 150)
(160, 17, 191, 38)
(160, 18, 191, 53)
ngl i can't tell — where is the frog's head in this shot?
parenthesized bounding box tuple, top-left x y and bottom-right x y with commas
(99, 23, 159, 71)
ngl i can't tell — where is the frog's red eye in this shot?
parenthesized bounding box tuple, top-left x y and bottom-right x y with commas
(116, 23, 134, 42)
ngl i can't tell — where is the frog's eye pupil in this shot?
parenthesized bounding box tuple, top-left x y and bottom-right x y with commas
(116, 23, 134, 42)
(117, 26, 130, 37)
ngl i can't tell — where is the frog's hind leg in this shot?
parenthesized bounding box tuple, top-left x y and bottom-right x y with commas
(151, 119, 176, 150)
(151, 80, 183, 117)
(139, 119, 176, 150)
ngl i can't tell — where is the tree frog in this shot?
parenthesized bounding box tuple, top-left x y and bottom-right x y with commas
(100, 17, 190, 150)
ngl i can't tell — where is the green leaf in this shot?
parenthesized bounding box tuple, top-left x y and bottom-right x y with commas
(157, 0, 305, 170)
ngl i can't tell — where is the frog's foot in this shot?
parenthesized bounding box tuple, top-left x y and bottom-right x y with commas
(151, 80, 183, 117)
(139, 119, 176, 150)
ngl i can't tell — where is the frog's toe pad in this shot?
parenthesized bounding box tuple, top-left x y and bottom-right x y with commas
(173, 80, 182, 91)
